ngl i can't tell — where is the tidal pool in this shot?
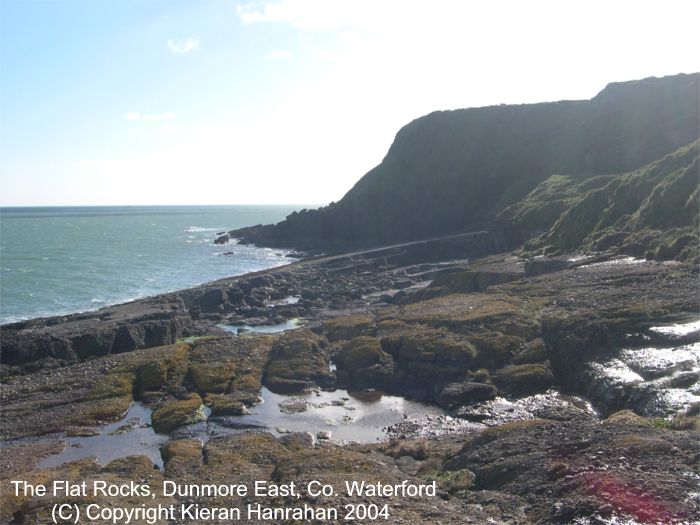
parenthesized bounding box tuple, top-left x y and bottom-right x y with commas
(35, 387, 477, 470)
(36, 403, 168, 470)
(456, 390, 598, 425)
(621, 342, 700, 378)
(219, 318, 302, 334)
(206, 387, 469, 443)
(649, 319, 700, 338)
(269, 295, 301, 305)
(586, 336, 700, 416)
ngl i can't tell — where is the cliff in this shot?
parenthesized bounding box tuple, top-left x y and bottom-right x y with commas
(232, 73, 699, 251)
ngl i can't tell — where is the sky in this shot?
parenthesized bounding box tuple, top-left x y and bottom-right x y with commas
(1, 0, 698, 206)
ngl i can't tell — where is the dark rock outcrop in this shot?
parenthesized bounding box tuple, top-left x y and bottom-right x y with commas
(437, 381, 498, 408)
(0, 296, 194, 371)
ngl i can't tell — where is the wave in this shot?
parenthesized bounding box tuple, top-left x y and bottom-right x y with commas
(1, 291, 150, 325)
(184, 226, 223, 233)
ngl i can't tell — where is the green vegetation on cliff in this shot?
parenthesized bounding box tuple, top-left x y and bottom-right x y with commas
(520, 140, 699, 260)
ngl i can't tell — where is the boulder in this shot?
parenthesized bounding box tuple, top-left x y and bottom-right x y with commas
(437, 381, 497, 408)
(151, 393, 206, 433)
(335, 336, 394, 390)
(493, 363, 554, 395)
(279, 432, 316, 449)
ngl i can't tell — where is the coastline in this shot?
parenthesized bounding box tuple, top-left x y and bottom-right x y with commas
(0, 245, 300, 328)
(2, 229, 699, 523)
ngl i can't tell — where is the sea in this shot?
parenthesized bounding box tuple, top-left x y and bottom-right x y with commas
(0, 205, 305, 325)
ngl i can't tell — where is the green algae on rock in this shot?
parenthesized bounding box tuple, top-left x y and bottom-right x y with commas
(151, 393, 206, 434)
(263, 330, 334, 393)
(335, 336, 394, 390)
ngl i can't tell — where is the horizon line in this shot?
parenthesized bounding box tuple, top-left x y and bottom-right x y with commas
(0, 203, 323, 208)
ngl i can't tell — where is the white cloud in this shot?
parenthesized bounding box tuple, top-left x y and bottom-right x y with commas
(267, 49, 292, 59)
(123, 112, 176, 122)
(238, 0, 356, 31)
(167, 38, 200, 54)
(236, 0, 414, 32)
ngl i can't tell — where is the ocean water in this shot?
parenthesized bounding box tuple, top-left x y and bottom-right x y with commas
(0, 205, 303, 325)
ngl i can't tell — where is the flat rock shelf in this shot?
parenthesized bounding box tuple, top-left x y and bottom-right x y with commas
(1, 241, 698, 525)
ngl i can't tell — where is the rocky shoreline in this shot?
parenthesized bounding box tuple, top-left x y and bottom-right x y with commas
(1, 231, 698, 523)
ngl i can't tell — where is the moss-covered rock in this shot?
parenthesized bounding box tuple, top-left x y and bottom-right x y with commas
(204, 393, 246, 416)
(437, 381, 497, 408)
(188, 338, 239, 393)
(185, 335, 273, 405)
(159, 342, 191, 390)
(468, 332, 522, 368)
(436, 469, 476, 495)
(355, 328, 478, 398)
(335, 336, 394, 389)
(135, 362, 167, 395)
(151, 393, 205, 433)
(85, 373, 134, 401)
(493, 363, 554, 395)
(399, 293, 523, 327)
(512, 338, 547, 364)
(205, 433, 290, 482)
(336, 336, 384, 369)
(382, 330, 477, 363)
(189, 362, 235, 393)
(161, 438, 203, 473)
(263, 330, 334, 393)
(124, 341, 191, 399)
(83, 396, 133, 422)
(324, 314, 376, 341)
(604, 409, 651, 427)
(83, 373, 134, 422)
(228, 373, 263, 405)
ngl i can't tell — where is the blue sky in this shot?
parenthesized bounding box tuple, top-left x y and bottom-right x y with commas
(1, 0, 698, 206)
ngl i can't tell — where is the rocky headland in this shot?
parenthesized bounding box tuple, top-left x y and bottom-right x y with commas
(1, 73, 699, 524)
(226, 73, 699, 254)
